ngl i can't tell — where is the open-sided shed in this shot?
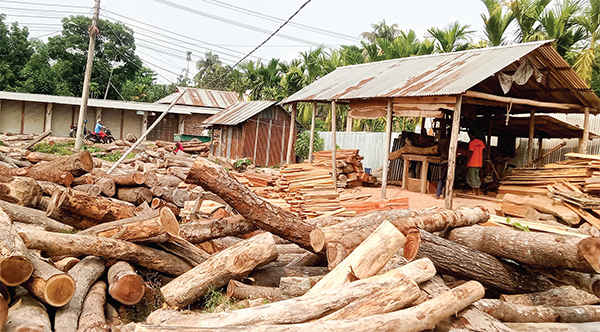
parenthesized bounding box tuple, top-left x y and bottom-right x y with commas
(282, 40, 600, 209)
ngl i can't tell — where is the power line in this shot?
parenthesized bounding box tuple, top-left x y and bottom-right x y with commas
(152, 0, 322, 46)
(0, 0, 90, 10)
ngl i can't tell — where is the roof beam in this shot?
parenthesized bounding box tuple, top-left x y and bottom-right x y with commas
(463, 90, 582, 111)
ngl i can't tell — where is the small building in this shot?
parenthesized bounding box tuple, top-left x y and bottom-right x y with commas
(202, 101, 298, 167)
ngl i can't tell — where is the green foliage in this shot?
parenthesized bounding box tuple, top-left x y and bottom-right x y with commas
(97, 151, 135, 162)
(122, 271, 164, 322)
(506, 216, 530, 231)
(30, 142, 74, 155)
(294, 131, 324, 160)
(201, 287, 246, 313)
(83, 146, 102, 153)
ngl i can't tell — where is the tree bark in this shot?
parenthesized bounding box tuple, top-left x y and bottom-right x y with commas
(91, 169, 145, 186)
(143, 281, 484, 332)
(151, 198, 180, 217)
(365, 257, 437, 284)
(95, 207, 179, 243)
(77, 280, 110, 332)
(179, 215, 256, 243)
(577, 237, 600, 273)
(38, 196, 101, 229)
(40, 151, 94, 177)
(77, 210, 160, 236)
(306, 220, 406, 295)
(504, 322, 600, 331)
(185, 157, 315, 251)
(71, 174, 94, 186)
(533, 268, 600, 298)
(503, 193, 580, 225)
(279, 276, 323, 298)
(415, 229, 553, 293)
(52, 188, 134, 222)
(161, 232, 278, 308)
(95, 177, 116, 197)
(26, 151, 59, 163)
(227, 280, 283, 302)
(73, 184, 102, 196)
(389, 143, 439, 160)
(500, 286, 600, 306)
(107, 261, 145, 306)
(448, 225, 595, 272)
(20, 230, 192, 277)
(0, 207, 33, 286)
(3, 292, 52, 332)
(6, 165, 74, 187)
(249, 266, 329, 287)
(158, 174, 183, 187)
(24, 253, 76, 307)
(117, 187, 153, 205)
(475, 298, 600, 323)
(55, 256, 106, 332)
(0, 174, 42, 207)
(55, 257, 80, 272)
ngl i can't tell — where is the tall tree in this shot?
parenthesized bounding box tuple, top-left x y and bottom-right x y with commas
(481, 0, 515, 46)
(504, 0, 552, 42)
(195, 51, 221, 82)
(574, 0, 600, 85)
(0, 15, 33, 91)
(427, 21, 475, 52)
(539, 0, 585, 56)
(361, 19, 401, 43)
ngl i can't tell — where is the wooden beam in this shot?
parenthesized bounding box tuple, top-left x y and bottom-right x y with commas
(382, 99, 393, 199)
(308, 101, 317, 163)
(536, 137, 544, 167)
(20, 101, 25, 134)
(286, 103, 297, 164)
(393, 110, 444, 118)
(141, 112, 148, 142)
(464, 90, 582, 111)
(527, 110, 535, 164)
(580, 107, 590, 153)
(44, 103, 53, 133)
(253, 117, 260, 163)
(331, 100, 337, 185)
(445, 95, 462, 210)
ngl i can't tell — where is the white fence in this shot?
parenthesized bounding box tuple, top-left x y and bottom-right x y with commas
(319, 131, 401, 170)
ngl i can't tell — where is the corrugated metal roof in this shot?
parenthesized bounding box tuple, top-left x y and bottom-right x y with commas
(0, 91, 220, 115)
(203, 101, 279, 126)
(282, 41, 600, 111)
(155, 87, 239, 108)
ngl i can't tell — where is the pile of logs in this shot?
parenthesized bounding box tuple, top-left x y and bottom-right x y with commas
(313, 149, 370, 187)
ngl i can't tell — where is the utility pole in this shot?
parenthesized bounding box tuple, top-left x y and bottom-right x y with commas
(75, 0, 101, 149)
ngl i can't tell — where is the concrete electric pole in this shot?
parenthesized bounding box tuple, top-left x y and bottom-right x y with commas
(74, 0, 101, 149)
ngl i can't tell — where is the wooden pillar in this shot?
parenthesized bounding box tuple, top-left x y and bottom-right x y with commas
(178, 115, 185, 135)
(141, 112, 148, 142)
(444, 95, 462, 210)
(253, 118, 260, 163)
(308, 101, 317, 163)
(20, 101, 25, 134)
(382, 99, 393, 199)
(286, 103, 297, 164)
(580, 107, 590, 154)
(536, 137, 544, 167)
(95, 108, 102, 123)
(346, 116, 353, 132)
(44, 103, 53, 133)
(331, 100, 337, 184)
(526, 110, 535, 164)
(280, 120, 286, 165)
(265, 119, 273, 166)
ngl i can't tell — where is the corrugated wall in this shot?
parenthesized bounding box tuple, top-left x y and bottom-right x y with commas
(320, 131, 402, 170)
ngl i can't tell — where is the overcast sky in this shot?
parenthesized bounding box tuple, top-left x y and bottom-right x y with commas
(1, 0, 492, 84)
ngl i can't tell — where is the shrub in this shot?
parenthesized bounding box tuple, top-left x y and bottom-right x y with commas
(294, 131, 324, 160)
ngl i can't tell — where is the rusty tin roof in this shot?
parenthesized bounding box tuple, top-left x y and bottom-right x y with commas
(203, 101, 280, 126)
(155, 87, 239, 109)
(282, 40, 600, 111)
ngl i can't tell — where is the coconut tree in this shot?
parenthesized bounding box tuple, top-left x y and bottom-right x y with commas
(573, 0, 600, 85)
(361, 19, 401, 43)
(195, 51, 221, 82)
(481, 0, 515, 46)
(504, 0, 552, 42)
(539, 0, 585, 57)
(426, 21, 475, 52)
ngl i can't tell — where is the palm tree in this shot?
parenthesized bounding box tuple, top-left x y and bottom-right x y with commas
(574, 0, 600, 85)
(504, 0, 552, 42)
(195, 51, 221, 81)
(481, 0, 515, 46)
(361, 20, 401, 43)
(539, 0, 585, 57)
(426, 21, 475, 52)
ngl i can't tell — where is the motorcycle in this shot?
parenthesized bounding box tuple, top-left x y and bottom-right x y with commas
(70, 119, 95, 140)
(70, 120, 115, 144)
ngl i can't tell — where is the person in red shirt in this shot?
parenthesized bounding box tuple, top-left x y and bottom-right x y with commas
(467, 130, 485, 195)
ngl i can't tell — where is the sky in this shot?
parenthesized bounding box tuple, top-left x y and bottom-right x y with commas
(0, 0, 492, 85)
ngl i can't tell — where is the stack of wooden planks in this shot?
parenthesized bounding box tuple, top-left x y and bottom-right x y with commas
(312, 149, 369, 187)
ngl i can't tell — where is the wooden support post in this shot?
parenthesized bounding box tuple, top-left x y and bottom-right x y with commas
(382, 99, 393, 199)
(580, 107, 590, 153)
(331, 100, 337, 184)
(537, 136, 544, 167)
(44, 103, 53, 133)
(95, 107, 102, 124)
(308, 101, 317, 163)
(445, 95, 462, 210)
(141, 111, 148, 141)
(527, 110, 535, 164)
(346, 116, 353, 132)
(253, 120, 260, 163)
(286, 103, 297, 164)
(178, 115, 185, 135)
(266, 119, 272, 165)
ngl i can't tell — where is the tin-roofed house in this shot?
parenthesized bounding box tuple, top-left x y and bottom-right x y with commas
(202, 101, 298, 167)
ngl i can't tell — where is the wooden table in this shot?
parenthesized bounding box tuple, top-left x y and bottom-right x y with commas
(401, 154, 441, 193)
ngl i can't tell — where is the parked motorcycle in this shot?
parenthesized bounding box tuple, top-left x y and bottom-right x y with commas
(70, 120, 115, 144)
(70, 119, 95, 140)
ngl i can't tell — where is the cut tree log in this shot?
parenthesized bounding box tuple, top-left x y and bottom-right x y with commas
(503, 193, 580, 225)
(3, 291, 52, 332)
(500, 285, 600, 306)
(95, 177, 116, 197)
(150, 268, 434, 327)
(107, 261, 145, 305)
(533, 268, 600, 298)
(389, 141, 439, 160)
(278, 276, 323, 298)
(7, 166, 74, 187)
(504, 322, 600, 331)
(91, 169, 145, 186)
(26, 151, 59, 163)
(141, 281, 484, 332)
(77, 280, 110, 332)
(55, 256, 106, 332)
(24, 253, 75, 307)
(0, 282, 8, 328)
(73, 184, 101, 196)
(0, 207, 33, 286)
(179, 215, 256, 243)
(577, 237, 600, 273)
(161, 232, 278, 308)
(22, 131, 51, 150)
(117, 187, 153, 205)
(151, 198, 180, 217)
(249, 266, 329, 287)
(227, 280, 283, 302)
(54, 257, 80, 272)
(158, 237, 210, 266)
(185, 157, 315, 251)
(164, 188, 190, 208)
(414, 229, 553, 293)
(0, 174, 42, 207)
(20, 230, 192, 276)
(95, 207, 179, 243)
(306, 220, 406, 295)
(158, 174, 183, 187)
(475, 298, 600, 323)
(38, 196, 101, 229)
(77, 210, 160, 236)
(0, 200, 73, 232)
(50, 188, 134, 222)
(448, 225, 595, 272)
(41, 151, 94, 176)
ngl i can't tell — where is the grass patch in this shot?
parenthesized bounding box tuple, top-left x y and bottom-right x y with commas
(201, 287, 245, 313)
(83, 146, 103, 153)
(30, 142, 74, 155)
(120, 270, 165, 323)
(97, 152, 135, 162)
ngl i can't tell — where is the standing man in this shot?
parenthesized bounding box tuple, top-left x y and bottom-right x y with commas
(467, 130, 485, 195)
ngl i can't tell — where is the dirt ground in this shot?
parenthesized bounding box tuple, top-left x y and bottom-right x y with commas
(345, 185, 499, 213)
